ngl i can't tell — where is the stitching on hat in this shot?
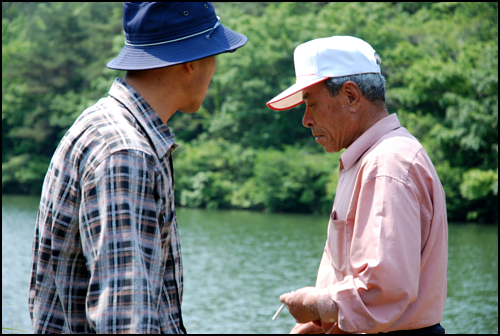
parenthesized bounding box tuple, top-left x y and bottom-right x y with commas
(125, 17, 221, 47)
(125, 27, 214, 47)
(206, 17, 221, 39)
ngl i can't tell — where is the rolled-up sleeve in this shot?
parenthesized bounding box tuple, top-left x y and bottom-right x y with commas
(317, 174, 422, 333)
(79, 150, 164, 333)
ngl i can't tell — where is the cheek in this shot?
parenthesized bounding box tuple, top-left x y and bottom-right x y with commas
(318, 110, 337, 137)
(201, 72, 214, 93)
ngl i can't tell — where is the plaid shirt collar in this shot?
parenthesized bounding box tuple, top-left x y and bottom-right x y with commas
(109, 77, 178, 158)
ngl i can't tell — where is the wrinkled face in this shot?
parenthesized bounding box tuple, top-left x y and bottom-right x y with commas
(301, 81, 355, 153)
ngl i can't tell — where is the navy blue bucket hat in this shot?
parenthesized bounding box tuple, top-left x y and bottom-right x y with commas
(107, 2, 248, 70)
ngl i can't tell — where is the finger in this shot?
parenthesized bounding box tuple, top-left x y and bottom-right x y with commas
(290, 321, 323, 334)
(279, 292, 290, 304)
(290, 322, 309, 334)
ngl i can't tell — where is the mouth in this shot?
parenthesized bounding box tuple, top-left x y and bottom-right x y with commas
(313, 135, 325, 143)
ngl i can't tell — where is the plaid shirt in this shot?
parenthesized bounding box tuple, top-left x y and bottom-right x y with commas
(29, 78, 185, 333)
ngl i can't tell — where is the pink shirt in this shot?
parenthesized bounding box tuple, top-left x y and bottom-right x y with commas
(315, 114, 448, 333)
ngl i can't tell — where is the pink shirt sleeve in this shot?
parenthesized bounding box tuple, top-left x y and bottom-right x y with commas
(317, 162, 423, 332)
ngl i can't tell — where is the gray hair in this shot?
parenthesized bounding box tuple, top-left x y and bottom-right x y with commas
(324, 53, 386, 103)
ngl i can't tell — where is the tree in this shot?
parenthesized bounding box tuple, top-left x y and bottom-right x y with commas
(2, 2, 123, 194)
(2, 2, 498, 222)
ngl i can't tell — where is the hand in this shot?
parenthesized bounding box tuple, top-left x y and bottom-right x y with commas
(280, 286, 320, 323)
(290, 321, 323, 334)
(291, 321, 353, 334)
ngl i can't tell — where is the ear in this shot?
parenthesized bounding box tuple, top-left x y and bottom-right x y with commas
(183, 61, 195, 74)
(342, 81, 361, 113)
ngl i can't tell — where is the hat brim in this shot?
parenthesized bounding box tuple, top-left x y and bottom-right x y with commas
(266, 76, 329, 111)
(107, 25, 247, 71)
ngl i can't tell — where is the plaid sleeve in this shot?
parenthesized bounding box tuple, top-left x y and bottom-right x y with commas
(80, 149, 164, 333)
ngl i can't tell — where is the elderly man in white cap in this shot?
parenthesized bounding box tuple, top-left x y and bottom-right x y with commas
(268, 36, 448, 334)
(29, 2, 246, 333)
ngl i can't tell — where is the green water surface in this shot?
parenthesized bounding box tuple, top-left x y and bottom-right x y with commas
(2, 195, 497, 334)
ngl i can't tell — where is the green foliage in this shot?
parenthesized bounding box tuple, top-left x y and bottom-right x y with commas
(460, 169, 498, 200)
(173, 138, 338, 214)
(173, 137, 256, 209)
(2, 2, 124, 192)
(251, 147, 338, 214)
(2, 2, 498, 222)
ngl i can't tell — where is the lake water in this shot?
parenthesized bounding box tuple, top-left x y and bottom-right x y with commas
(2, 195, 498, 334)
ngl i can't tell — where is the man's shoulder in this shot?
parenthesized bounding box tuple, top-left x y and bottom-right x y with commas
(70, 96, 155, 156)
(53, 96, 157, 175)
(361, 127, 427, 180)
(376, 127, 423, 158)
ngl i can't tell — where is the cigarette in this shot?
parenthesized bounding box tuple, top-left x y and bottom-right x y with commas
(272, 303, 286, 321)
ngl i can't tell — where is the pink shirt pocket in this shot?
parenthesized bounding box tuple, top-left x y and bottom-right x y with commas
(327, 211, 351, 274)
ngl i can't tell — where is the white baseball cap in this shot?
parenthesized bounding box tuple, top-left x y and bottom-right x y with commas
(266, 36, 381, 111)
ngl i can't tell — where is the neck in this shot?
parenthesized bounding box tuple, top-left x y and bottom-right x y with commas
(363, 104, 389, 131)
(351, 103, 389, 144)
(123, 69, 180, 124)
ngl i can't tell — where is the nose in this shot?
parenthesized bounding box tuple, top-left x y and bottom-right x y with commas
(302, 105, 315, 128)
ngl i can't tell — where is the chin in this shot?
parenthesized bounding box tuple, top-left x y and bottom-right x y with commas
(179, 106, 201, 114)
(188, 101, 204, 113)
(323, 146, 339, 153)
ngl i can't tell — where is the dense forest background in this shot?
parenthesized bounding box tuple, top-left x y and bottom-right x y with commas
(2, 2, 498, 223)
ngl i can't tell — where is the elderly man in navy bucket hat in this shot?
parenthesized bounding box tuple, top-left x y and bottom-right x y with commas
(29, 2, 247, 333)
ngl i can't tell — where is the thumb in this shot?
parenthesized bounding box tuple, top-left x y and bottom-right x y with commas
(279, 290, 295, 304)
(279, 293, 290, 304)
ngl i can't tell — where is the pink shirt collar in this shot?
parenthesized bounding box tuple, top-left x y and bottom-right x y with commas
(340, 113, 401, 171)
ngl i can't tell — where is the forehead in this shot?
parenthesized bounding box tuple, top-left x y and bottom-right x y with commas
(302, 81, 328, 101)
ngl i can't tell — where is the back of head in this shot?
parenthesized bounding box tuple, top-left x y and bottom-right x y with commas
(107, 2, 248, 71)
